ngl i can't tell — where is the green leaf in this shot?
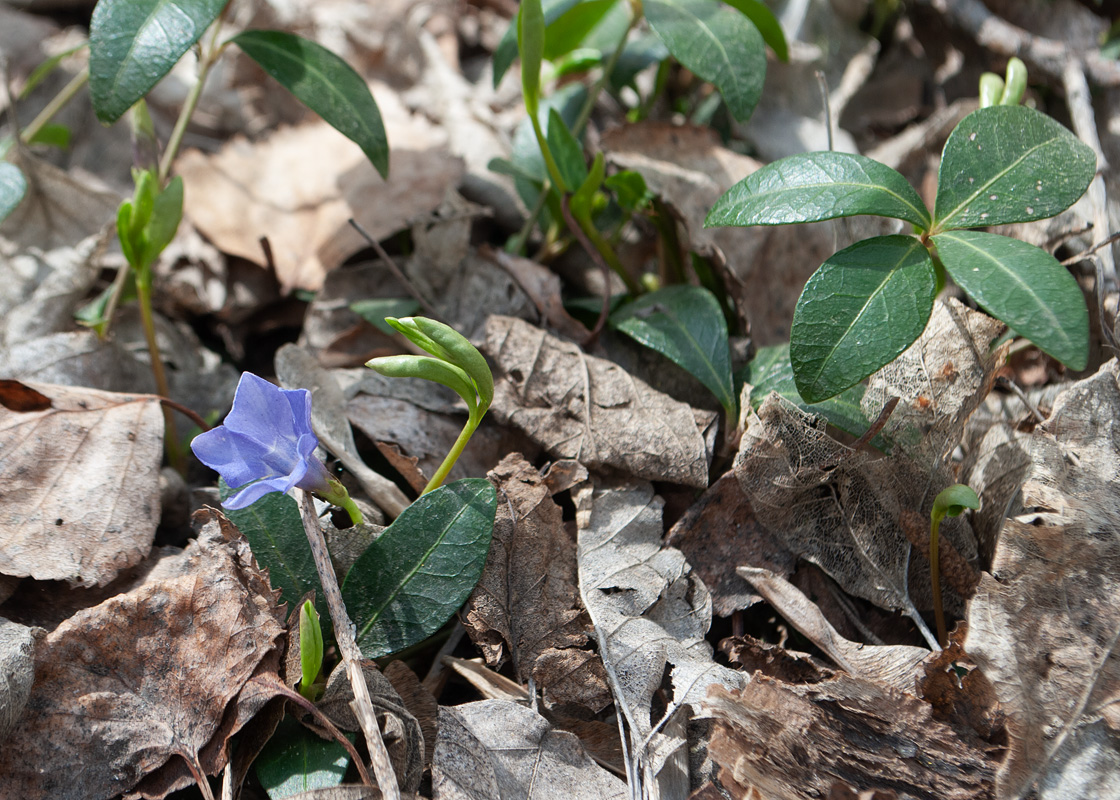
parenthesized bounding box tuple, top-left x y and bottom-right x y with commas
(140, 175, 183, 267)
(519, 0, 547, 115)
(544, 0, 619, 61)
(545, 107, 587, 192)
(231, 31, 389, 178)
(298, 600, 323, 700)
(0, 162, 27, 224)
(343, 479, 496, 659)
(89, 0, 227, 123)
(933, 230, 1089, 370)
(26, 123, 72, 150)
(932, 483, 980, 523)
(493, 0, 581, 87)
(350, 298, 421, 335)
(644, 0, 765, 122)
(570, 152, 605, 219)
(611, 285, 737, 416)
(604, 169, 651, 212)
(721, 0, 788, 61)
(219, 480, 328, 636)
(367, 355, 479, 412)
(706, 152, 931, 229)
(791, 235, 936, 403)
(933, 105, 1095, 230)
(743, 343, 876, 444)
(255, 716, 351, 800)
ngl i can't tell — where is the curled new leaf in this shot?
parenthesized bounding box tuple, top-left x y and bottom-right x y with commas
(387, 316, 494, 409)
(366, 355, 479, 414)
(299, 600, 324, 701)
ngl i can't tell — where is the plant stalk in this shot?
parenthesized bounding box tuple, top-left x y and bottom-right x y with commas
(930, 516, 947, 648)
(135, 269, 183, 473)
(20, 67, 89, 145)
(158, 20, 227, 183)
(422, 413, 481, 495)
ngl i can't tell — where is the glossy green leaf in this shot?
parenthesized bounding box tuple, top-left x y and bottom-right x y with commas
(89, 0, 226, 123)
(932, 484, 980, 524)
(232, 31, 389, 178)
(544, 0, 619, 60)
(366, 355, 478, 412)
(611, 285, 736, 415)
(255, 716, 350, 799)
(26, 124, 72, 150)
(140, 175, 183, 268)
(791, 235, 936, 403)
(721, 0, 788, 61)
(350, 298, 421, 335)
(706, 152, 931, 229)
(933, 230, 1089, 370)
(519, 0, 547, 115)
(645, 0, 765, 122)
(570, 152, 605, 219)
(0, 162, 27, 224)
(933, 105, 1095, 230)
(343, 479, 496, 659)
(219, 480, 328, 635)
(743, 343, 876, 443)
(546, 108, 587, 192)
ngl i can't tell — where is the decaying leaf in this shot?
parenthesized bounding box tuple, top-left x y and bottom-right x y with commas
(432, 699, 627, 799)
(484, 316, 716, 488)
(462, 454, 609, 710)
(383, 660, 439, 771)
(0, 510, 286, 799)
(965, 359, 1120, 800)
(0, 616, 38, 742)
(664, 472, 795, 617)
(576, 478, 744, 794)
(738, 567, 928, 693)
(0, 380, 163, 587)
(703, 673, 996, 800)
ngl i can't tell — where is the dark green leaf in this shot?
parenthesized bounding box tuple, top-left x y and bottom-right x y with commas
(743, 343, 876, 444)
(519, 0, 547, 115)
(605, 170, 651, 212)
(232, 31, 389, 178)
(544, 0, 619, 60)
(545, 107, 587, 192)
(933, 230, 1089, 370)
(89, 0, 227, 123)
(510, 83, 586, 185)
(933, 105, 1095, 230)
(219, 480, 328, 634)
(570, 152, 605, 219)
(0, 162, 27, 224)
(255, 716, 350, 799)
(706, 152, 931, 229)
(611, 285, 737, 416)
(721, 0, 788, 61)
(140, 175, 182, 267)
(25, 124, 71, 150)
(350, 298, 421, 335)
(645, 0, 765, 122)
(343, 479, 496, 659)
(791, 235, 936, 403)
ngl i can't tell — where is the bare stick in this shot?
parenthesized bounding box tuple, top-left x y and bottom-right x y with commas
(297, 490, 400, 800)
(348, 218, 438, 318)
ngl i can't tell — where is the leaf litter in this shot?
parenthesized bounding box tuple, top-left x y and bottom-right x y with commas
(2, 0, 1120, 797)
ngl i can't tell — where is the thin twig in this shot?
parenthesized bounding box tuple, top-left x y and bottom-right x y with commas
(159, 396, 211, 432)
(347, 218, 438, 318)
(297, 491, 400, 800)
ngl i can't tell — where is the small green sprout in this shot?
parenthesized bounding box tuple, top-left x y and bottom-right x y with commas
(298, 599, 324, 701)
(929, 484, 980, 648)
(367, 317, 493, 495)
(979, 56, 1027, 108)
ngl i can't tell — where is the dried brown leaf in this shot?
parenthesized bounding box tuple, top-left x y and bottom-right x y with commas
(919, 625, 1002, 743)
(0, 380, 163, 587)
(0, 510, 286, 799)
(431, 700, 627, 799)
(965, 359, 1120, 799)
(462, 453, 609, 710)
(382, 660, 439, 771)
(484, 316, 716, 488)
(704, 674, 995, 800)
(0, 616, 38, 742)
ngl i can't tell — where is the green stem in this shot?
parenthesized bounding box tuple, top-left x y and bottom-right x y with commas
(573, 204, 642, 295)
(20, 68, 89, 145)
(930, 515, 947, 648)
(422, 413, 481, 495)
(135, 269, 183, 472)
(96, 259, 133, 339)
(338, 492, 364, 527)
(158, 23, 227, 183)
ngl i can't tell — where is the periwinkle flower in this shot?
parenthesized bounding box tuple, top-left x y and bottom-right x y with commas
(191, 372, 335, 510)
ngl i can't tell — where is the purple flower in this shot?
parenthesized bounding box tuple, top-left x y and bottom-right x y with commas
(191, 372, 333, 510)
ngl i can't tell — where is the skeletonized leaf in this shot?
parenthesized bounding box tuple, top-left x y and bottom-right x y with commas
(933, 230, 1088, 370)
(966, 360, 1120, 800)
(0, 380, 163, 587)
(790, 235, 936, 403)
(342, 479, 496, 659)
(706, 152, 931, 229)
(644, 0, 765, 122)
(611, 285, 736, 415)
(934, 105, 1095, 230)
(231, 31, 389, 178)
(89, 0, 227, 123)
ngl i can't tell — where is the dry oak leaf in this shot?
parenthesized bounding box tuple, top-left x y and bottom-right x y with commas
(462, 453, 610, 711)
(483, 316, 716, 488)
(703, 673, 996, 800)
(965, 359, 1120, 800)
(0, 379, 163, 587)
(431, 699, 627, 799)
(0, 510, 286, 800)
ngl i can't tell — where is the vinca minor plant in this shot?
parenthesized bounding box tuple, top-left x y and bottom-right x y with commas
(707, 63, 1097, 403)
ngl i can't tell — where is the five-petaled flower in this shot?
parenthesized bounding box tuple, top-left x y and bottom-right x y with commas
(191, 372, 335, 510)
